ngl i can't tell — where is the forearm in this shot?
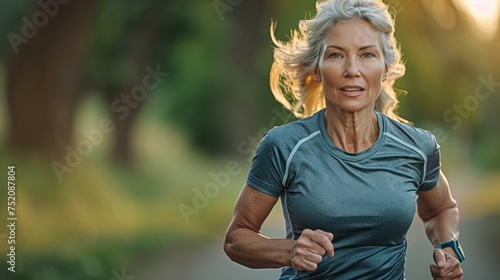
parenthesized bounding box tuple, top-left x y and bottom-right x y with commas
(423, 206, 460, 247)
(224, 227, 294, 269)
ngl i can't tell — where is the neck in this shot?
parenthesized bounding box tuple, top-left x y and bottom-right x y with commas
(324, 107, 379, 153)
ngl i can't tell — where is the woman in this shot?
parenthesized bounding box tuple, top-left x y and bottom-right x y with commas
(224, 0, 464, 279)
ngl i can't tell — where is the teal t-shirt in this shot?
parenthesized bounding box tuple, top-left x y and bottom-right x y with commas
(246, 109, 441, 280)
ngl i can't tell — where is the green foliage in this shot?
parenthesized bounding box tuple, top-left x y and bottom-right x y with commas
(0, 1, 36, 59)
(84, 0, 169, 88)
(1, 0, 499, 160)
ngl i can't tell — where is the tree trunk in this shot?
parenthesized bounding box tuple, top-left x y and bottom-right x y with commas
(223, 0, 272, 153)
(6, 0, 98, 160)
(103, 13, 160, 164)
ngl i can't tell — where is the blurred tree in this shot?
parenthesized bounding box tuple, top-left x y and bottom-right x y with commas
(1, 0, 498, 169)
(0, 2, 34, 60)
(162, 0, 277, 155)
(6, 0, 98, 159)
(83, 0, 176, 163)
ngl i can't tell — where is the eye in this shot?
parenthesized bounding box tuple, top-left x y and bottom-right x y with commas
(328, 52, 343, 58)
(362, 52, 375, 58)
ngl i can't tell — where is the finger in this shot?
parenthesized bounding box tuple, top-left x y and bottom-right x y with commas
(311, 230, 334, 257)
(293, 252, 321, 271)
(441, 254, 462, 277)
(443, 250, 463, 268)
(293, 239, 324, 264)
(433, 248, 446, 268)
(445, 265, 463, 279)
(314, 229, 334, 242)
(301, 259, 318, 271)
(429, 261, 463, 279)
(430, 264, 447, 279)
(307, 242, 327, 257)
(430, 264, 449, 278)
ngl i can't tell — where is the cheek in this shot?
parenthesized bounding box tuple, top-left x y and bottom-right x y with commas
(366, 66, 386, 83)
(319, 63, 343, 81)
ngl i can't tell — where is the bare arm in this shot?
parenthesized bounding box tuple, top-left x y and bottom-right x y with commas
(417, 170, 459, 247)
(223, 184, 293, 268)
(417, 170, 463, 279)
(224, 184, 334, 270)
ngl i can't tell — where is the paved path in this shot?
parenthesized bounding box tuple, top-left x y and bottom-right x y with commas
(132, 215, 499, 280)
(132, 170, 499, 279)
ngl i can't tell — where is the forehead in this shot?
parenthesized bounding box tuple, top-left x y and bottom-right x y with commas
(324, 18, 382, 47)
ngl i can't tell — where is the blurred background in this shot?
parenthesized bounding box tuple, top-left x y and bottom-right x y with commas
(0, 0, 499, 279)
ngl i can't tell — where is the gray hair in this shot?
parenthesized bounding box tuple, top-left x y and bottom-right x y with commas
(270, 0, 406, 120)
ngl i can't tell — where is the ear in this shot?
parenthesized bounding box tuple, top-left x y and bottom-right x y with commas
(382, 66, 388, 82)
(313, 67, 322, 83)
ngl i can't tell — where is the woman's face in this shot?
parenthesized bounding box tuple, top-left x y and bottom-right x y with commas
(316, 18, 387, 114)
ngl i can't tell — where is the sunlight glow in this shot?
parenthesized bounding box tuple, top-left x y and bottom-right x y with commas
(453, 0, 500, 40)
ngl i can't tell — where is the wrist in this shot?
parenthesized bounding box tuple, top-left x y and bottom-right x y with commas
(435, 240, 465, 262)
(441, 247, 459, 260)
(283, 239, 297, 267)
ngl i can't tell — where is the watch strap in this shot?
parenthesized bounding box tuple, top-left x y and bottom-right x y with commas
(436, 240, 465, 262)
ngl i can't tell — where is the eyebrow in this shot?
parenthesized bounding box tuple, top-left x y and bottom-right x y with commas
(326, 45, 379, 51)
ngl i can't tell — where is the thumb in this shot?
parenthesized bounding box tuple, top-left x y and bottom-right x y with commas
(433, 248, 446, 268)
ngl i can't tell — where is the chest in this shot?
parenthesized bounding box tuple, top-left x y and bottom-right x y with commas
(282, 150, 423, 245)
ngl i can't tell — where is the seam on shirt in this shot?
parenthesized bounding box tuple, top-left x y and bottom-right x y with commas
(385, 132, 427, 185)
(281, 130, 321, 186)
(282, 191, 294, 239)
(280, 193, 298, 279)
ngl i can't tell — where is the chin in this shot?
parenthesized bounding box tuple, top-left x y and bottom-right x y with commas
(333, 102, 373, 113)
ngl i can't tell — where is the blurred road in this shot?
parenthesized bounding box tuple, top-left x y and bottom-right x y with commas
(132, 218, 499, 280)
(132, 171, 500, 280)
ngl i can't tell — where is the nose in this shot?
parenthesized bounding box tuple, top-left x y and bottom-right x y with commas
(344, 57, 360, 78)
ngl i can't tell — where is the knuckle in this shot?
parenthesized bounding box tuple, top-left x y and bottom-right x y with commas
(314, 254, 323, 263)
(318, 247, 326, 255)
(435, 270, 445, 277)
(295, 247, 307, 257)
(297, 238, 309, 247)
(321, 236, 330, 244)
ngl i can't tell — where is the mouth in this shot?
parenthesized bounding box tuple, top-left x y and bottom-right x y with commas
(339, 86, 365, 97)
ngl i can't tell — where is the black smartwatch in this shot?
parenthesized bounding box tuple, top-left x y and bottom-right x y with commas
(436, 240, 465, 262)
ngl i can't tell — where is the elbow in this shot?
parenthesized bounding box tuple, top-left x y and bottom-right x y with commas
(223, 238, 232, 259)
(224, 244, 242, 266)
(223, 232, 257, 268)
(443, 201, 459, 217)
(223, 233, 238, 263)
(449, 203, 460, 217)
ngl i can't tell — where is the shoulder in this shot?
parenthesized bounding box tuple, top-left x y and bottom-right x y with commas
(263, 109, 323, 148)
(380, 113, 439, 154)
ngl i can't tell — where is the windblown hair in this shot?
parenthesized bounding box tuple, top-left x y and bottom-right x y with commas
(270, 0, 406, 121)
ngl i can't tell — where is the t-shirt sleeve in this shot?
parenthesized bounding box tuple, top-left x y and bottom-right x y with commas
(418, 131, 441, 191)
(246, 131, 286, 197)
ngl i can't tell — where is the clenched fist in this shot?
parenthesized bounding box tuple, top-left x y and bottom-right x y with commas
(430, 248, 463, 279)
(289, 229, 334, 271)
